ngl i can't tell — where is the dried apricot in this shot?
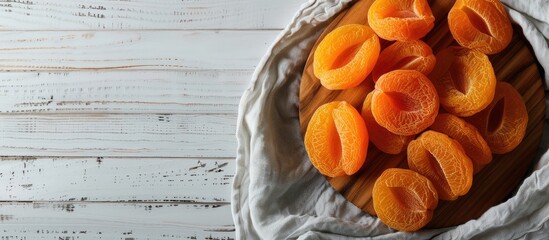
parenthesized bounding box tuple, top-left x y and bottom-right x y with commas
(313, 24, 380, 90)
(408, 131, 474, 200)
(368, 0, 435, 41)
(466, 82, 528, 154)
(304, 101, 368, 177)
(373, 168, 438, 232)
(371, 70, 439, 136)
(429, 47, 496, 117)
(362, 92, 414, 154)
(448, 0, 513, 54)
(372, 40, 436, 83)
(430, 113, 492, 173)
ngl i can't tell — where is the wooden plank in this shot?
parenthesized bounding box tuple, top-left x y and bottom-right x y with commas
(0, 114, 237, 157)
(0, 0, 301, 30)
(0, 71, 250, 114)
(0, 157, 234, 202)
(0, 202, 234, 239)
(0, 30, 277, 71)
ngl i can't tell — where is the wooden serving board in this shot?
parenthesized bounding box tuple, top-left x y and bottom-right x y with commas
(299, 0, 545, 229)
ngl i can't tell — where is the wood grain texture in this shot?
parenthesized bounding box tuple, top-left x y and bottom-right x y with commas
(0, 202, 234, 239)
(0, 157, 234, 202)
(0, 71, 250, 114)
(0, 0, 303, 237)
(299, 0, 545, 229)
(0, 0, 301, 30)
(0, 30, 277, 71)
(0, 114, 237, 157)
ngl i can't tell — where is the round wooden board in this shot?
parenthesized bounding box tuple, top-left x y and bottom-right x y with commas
(299, 0, 545, 229)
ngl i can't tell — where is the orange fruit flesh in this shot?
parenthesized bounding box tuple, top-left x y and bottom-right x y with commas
(372, 40, 436, 83)
(362, 92, 414, 154)
(448, 0, 513, 54)
(429, 47, 496, 117)
(304, 101, 368, 177)
(407, 131, 474, 200)
(466, 82, 528, 154)
(368, 0, 435, 41)
(429, 113, 492, 174)
(313, 24, 380, 90)
(304, 0, 527, 231)
(373, 168, 438, 232)
(372, 70, 439, 136)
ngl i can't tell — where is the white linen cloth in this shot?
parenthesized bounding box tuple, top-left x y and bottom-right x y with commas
(232, 0, 549, 239)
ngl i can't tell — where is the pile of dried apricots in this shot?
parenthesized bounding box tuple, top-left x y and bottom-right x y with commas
(304, 0, 529, 232)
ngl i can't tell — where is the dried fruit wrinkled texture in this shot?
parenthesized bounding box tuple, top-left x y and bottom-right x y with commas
(371, 70, 439, 136)
(372, 40, 436, 83)
(408, 131, 474, 200)
(373, 168, 438, 232)
(429, 47, 496, 117)
(466, 82, 528, 154)
(313, 24, 380, 90)
(362, 92, 414, 154)
(448, 0, 513, 54)
(302, 0, 531, 231)
(304, 101, 369, 177)
(430, 113, 492, 173)
(368, 0, 435, 41)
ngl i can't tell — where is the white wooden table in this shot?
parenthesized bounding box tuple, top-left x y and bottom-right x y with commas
(0, 1, 303, 238)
